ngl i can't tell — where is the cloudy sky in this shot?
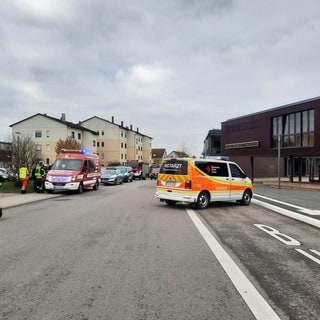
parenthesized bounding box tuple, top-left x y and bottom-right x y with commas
(1, 0, 320, 156)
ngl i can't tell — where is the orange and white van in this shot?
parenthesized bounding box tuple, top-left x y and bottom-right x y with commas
(45, 149, 101, 193)
(155, 157, 253, 209)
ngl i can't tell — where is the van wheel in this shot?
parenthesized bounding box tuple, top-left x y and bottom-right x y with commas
(93, 180, 99, 190)
(165, 200, 177, 206)
(77, 183, 83, 194)
(197, 191, 210, 209)
(240, 189, 252, 205)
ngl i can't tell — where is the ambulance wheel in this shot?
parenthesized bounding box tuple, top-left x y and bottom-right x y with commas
(240, 189, 252, 205)
(165, 200, 177, 206)
(77, 183, 83, 194)
(197, 191, 210, 209)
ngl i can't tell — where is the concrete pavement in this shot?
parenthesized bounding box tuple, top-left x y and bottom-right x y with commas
(0, 192, 62, 209)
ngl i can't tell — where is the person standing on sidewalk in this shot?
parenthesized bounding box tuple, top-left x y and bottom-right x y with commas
(19, 165, 29, 194)
(34, 161, 46, 193)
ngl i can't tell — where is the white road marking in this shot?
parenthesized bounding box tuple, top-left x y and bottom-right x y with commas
(252, 199, 320, 229)
(254, 194, 320, 215)
(187, 209, 281, 320)
(253, 224, 301, 246)
(295, 249, 320, 265)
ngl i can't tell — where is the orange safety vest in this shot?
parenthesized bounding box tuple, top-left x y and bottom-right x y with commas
(19, 167, 28, 179)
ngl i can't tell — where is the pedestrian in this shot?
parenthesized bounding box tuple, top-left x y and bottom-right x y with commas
(34, 161, 46, 193)
(19, 165, 29, 194)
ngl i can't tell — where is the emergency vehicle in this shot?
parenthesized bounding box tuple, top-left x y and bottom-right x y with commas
(155, 157, 253, 209)
(45, 149, 101, 193)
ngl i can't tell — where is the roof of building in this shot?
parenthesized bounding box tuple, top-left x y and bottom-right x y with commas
(80, 116, 153, 139)
(151, 148, 166, 158)
(225, 96, 320, 122)
(10, 113, 96, 135)
(167, 150, 189, 158)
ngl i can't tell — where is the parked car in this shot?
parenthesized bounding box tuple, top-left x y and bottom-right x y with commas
(0, 168, 9, 182)
(119, 166, 133, 182)
(101, 169, 123, 185)
(150, 167, 160, 180)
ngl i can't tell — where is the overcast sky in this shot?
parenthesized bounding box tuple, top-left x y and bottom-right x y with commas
(1, 0, 320, 156)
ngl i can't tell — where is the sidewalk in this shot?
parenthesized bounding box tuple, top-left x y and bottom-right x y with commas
(0, 192, 62, 209)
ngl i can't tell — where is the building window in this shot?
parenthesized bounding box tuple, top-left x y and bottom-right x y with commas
(93, 140, 96, 147)
(78, 133, 81, 140)
(35, 130, 42, 138)
(272, 109, 314, 148)
(97, 142, 100, 147)
(102, 142, 104, 147)
(46, 144, 50, 152)
(46, 130, 50, 138)
(101, 130, 104, 136)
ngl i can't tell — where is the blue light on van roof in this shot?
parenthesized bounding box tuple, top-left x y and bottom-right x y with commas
(81, 148, 91, 154)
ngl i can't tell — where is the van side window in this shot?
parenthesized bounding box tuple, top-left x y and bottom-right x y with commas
(195, 162, 228, 177)
(229, 163, 245, 178)
(83, 160, 88, 172)
(89, 160, 95, 172)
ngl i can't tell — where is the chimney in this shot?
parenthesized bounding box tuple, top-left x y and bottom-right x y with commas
(130, 124, 132, 130)
(111, 116, 114, 123)
(121, 121, 124, 127)
(137, 127, 139, 132)
(61, 113, 66, 122)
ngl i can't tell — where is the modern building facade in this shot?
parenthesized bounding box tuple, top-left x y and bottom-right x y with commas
(202, 129, 221, 157)
(221, 97, 319, 181)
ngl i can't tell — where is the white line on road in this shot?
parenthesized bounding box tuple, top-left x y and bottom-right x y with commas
(252, 198, 320, 229)
(187, 209, 281, 320)
(254, 194, 320, 216)
(295, 249, 320, 265)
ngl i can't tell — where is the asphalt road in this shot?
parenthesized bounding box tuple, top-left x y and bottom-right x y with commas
(0, 181, 319, 319)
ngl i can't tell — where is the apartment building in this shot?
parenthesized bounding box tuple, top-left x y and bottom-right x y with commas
(10, 113, 152, 167)
(80, 116, 152, 166)
(10, 113, 98, 165)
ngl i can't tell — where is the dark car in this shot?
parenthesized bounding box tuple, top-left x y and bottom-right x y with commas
(0, 168, 9, 182)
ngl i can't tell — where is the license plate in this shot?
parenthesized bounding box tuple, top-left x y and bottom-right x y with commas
(165, 181, 176, 186)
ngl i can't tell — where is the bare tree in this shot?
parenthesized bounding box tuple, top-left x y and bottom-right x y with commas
(176, 142, 191, 157)
(11, 135, 39, 171)
(55, 137, 82, 155)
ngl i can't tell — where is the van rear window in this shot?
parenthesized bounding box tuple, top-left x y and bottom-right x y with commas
(160, 160, 188, 175)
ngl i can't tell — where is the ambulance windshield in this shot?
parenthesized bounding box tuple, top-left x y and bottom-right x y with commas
(160, 159, 188, 175)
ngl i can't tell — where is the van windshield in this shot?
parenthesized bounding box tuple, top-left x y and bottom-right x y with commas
(51, 159, 82, 171)
(160, 160, 188, 175)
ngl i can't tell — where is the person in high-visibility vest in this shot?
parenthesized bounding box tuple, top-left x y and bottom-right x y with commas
(19, 165, 29, 194)
(34, 161, 46, 193)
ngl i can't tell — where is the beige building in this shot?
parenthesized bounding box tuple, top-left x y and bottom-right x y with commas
(80, 116, 152, 166)
(10, 113, 98, 165)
